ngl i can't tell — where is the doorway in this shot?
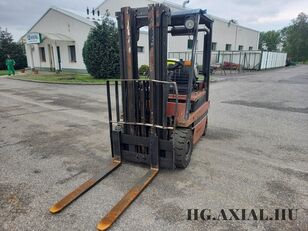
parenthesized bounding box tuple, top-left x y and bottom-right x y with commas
(56, 46, 61, 71)
(48, 44, 55, 71)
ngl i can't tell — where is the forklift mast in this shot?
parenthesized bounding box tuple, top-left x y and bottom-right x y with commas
(109, 5, 213, 169)
(49, 4, 213, 231)
(113, 5, 175, 169)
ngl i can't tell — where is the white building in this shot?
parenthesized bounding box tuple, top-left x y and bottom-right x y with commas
(97, 0, 259, 51)
(22, 7, 95, 72)
(22, 0, 259, 72)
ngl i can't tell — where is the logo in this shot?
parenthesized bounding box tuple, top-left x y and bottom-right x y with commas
(187, 208, 298, 221)
(26, 32, 42, 44)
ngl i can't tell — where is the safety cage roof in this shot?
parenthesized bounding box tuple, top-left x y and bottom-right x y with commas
(171, 9, 213, 26)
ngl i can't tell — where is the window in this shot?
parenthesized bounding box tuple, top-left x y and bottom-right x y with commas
(68, 45, 76, 62)
(225, 44, 232, 51)
(39, 47, 46, 62)
(187, 39, 193, 49)
(238, 45, 243, 51)
(137, 46, 144, 52)
(211, 42, 217, 51)
(249, 46, 253, 51)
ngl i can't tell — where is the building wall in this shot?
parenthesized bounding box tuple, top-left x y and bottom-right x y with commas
(208, 18, 259, 51)
(98, 0, 186, 66)
(98, 0, 151, 16)
(138, 32, 149, 66)
(168, 20, 259, 52)
(97, 0, 183, 16)
(98, 0, 260, 66)
(24, 1, 260, 71)
(24, 9, 93, 71)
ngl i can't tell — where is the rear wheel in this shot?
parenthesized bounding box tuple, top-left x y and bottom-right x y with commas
(174, 128, 193, 168)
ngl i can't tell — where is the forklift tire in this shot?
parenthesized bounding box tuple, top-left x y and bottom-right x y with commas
(174, 128, 193, 169)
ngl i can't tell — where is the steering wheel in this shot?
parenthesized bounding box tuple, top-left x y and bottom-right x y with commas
(167, 59, 183, 70)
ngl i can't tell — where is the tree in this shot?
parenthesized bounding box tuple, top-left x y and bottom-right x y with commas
(0, 28, 13, 46)
(258, 30, 281, 51)
(83, 17, 120, 78)
(0, 27, 27, 70)
(281, 12, 308, 62)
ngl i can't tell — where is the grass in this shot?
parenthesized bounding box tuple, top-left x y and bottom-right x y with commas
(6, 70, 216, 84)
(9, 70, 152, 84)
(0, 70, 8, 76)
(11, 72, 112, 84)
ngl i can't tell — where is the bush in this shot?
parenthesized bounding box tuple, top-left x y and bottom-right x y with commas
(82, 18, 120, 79)
(138, 64, 149, 76)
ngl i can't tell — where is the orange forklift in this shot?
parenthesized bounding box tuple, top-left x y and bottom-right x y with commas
(49, 4, 213, 230)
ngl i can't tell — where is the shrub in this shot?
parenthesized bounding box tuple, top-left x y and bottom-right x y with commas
(138, 64, 149, 76)
(82, 18, 120, 79)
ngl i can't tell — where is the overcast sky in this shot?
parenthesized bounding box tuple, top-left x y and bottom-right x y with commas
(1, 0, 307, 41)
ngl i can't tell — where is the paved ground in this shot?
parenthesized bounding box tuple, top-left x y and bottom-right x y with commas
(0, 66, 307, 231)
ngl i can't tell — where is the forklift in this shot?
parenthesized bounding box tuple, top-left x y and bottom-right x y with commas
(49, 4, 213, 230)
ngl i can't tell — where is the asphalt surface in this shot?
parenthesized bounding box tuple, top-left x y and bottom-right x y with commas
(0, 66, 307, 231)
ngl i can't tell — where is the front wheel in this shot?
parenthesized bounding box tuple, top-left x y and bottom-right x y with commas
(174, 128, 193, 169)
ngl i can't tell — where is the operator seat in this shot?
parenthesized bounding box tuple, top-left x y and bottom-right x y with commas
(168, 59, 197, 94)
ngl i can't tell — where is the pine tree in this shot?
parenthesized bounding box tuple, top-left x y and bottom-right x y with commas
(82, 18, 120, 78)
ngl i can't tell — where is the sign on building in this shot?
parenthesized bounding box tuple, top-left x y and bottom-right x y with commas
(26, 33, 42, 44)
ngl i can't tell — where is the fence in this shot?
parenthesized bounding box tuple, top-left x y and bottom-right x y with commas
(168, 50, 287, 72)
(260, 51, 287, 69)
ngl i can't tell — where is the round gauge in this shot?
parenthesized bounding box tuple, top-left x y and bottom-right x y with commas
(185, 19, 195, 30)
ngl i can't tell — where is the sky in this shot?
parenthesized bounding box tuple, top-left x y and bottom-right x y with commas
(0, 0, 307, 41)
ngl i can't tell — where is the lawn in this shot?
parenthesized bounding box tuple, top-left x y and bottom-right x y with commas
(0, 70, 8, 76)
(7, 71, 215, 84)
(9, 70, 152, 84)
(11, 72, 111, 84)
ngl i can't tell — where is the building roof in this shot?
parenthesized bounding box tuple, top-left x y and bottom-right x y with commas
(20, 6, 95, 41)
